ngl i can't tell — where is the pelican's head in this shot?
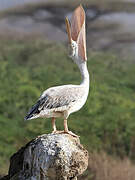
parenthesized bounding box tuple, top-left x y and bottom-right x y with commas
(68, 39, 78, 59)
(65, 5, 87, 64)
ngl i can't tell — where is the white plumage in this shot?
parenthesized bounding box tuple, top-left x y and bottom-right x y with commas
(25, 5, 89, 137)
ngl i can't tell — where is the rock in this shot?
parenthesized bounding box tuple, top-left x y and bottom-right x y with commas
(0, 176, 9, 180)
(7, 134, 88, 180)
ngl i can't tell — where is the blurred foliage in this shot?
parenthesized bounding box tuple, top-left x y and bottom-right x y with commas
(0, 38, 135, 175)
(1, 0, 135, 19)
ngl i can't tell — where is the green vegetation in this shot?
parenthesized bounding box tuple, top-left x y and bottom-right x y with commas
(0, 38, 135, 175)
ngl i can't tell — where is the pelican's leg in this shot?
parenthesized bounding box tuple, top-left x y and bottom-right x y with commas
(52, 117, 57, 133)
(64, 119, 79, 138)
(64, 119, 69, 132)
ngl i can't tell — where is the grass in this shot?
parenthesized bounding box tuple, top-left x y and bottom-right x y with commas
(79, 151, 135, 180)
(0, 38, 135, 176)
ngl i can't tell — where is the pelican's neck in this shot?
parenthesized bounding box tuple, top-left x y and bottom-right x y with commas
(78, 62, 89, 86)
(70, 40, 89, 87)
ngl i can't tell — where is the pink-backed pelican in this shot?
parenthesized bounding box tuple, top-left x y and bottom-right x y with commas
(25, 5, 89, 137)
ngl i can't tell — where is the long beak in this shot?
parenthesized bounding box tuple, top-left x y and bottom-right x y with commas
(77, 6, 87, 61)
(65, 5, 87, 61)
(65, 17, 72, 44)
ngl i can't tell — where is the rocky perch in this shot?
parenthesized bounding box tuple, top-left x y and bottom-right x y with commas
(2, 134, 88, 180)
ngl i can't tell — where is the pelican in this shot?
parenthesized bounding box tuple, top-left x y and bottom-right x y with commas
(25, 5, 89, 137)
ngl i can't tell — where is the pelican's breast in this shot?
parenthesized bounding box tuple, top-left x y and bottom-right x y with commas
(68, 85, 89, 114)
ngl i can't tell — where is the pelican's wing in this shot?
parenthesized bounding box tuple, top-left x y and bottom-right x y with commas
(40, 86, 83, 110)
(39, 92, 75, 110)
(25, 86, 83, 120)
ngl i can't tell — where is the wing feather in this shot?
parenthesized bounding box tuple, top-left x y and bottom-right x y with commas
(25, 86, 83, 120)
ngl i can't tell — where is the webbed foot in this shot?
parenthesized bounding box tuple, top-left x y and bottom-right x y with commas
(51, 130, 79, 138)
(63, 130, 80, 138)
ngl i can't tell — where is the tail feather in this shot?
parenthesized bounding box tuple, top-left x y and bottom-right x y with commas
(24, 114, 40, 120)
(24, 101, 40, 120)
